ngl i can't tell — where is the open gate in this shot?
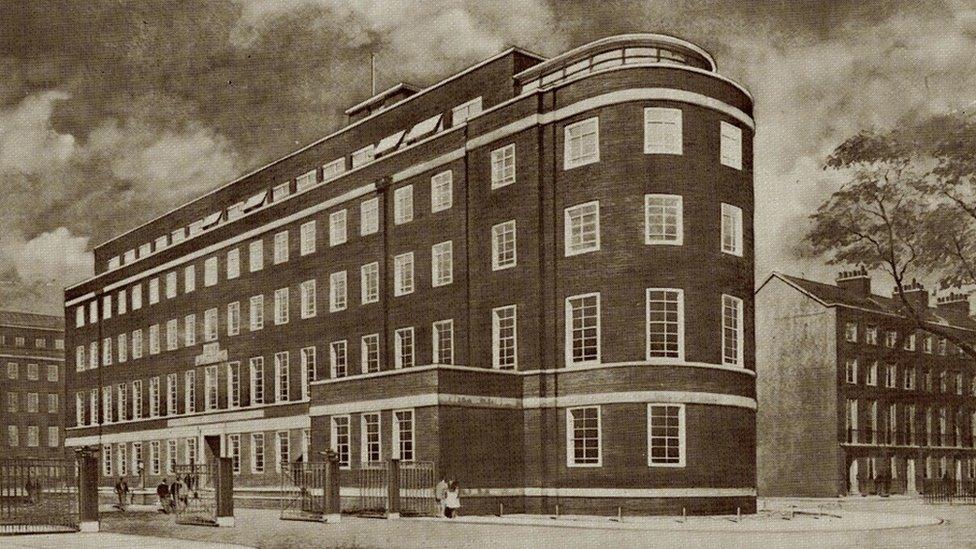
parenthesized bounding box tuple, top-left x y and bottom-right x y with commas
(279, 462, 336, 521)
(356, 460, 436, 517)
(0, 458, 79, 535)
(173, 463, 217, 526)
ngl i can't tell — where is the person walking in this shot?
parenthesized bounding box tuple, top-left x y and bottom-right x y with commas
(170, 476, 181, 512)
(434, 477, 449, 517)
(156, 479, 170, 513)
(115, 477, 129, 511)
(176, 475, 188, 509)
(444, 480, 461, 518)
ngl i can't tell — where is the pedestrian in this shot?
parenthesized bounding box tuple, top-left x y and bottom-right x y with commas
(170, 476, 181, 512)
(176, 475, 188, 510)
(444, 480, 461, 518)
(115, 477, 129, 511)
(156, 479, 170, 513)
(434, 476, 449, 517)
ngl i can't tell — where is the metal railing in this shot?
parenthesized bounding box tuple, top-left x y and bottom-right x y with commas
(922, 479, 976, 504)
(279, 462, 333, 521)
(172, 463, 216, 525)
(399, 461, 436, 517)
(0, 459, 79, 535)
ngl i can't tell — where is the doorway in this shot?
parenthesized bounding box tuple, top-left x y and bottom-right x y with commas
(848, 459, 859, 495)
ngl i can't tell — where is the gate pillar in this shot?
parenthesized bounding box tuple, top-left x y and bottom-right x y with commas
(387, 458, 400, 519)
(76, 446, 100, 533)
(215, 457, 235, 527)
(324, 451, 341, 523)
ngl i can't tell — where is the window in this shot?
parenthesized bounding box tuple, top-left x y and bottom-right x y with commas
(721, 203, 743, 256)
(323, 159, 346, 182)
(204, 308, 218, 341)
(846, 359, 858, 384)
(148, 377, 161, 417)
(274, 288, 289, 325)
(866, 326, 878, 345)
(6, 392, 16, 412)
(101, 338, 112, 366)
(886, 364, 898, 388)
(564, 117, 600, 169)
(329, 210, 347, 246)
(394, 252, 415, 296)
(395, 328, 415, 369)
(845, 322, 858, 343)
(330, 341, 348, 379)
(25, 426, 37, 447)
(165, 272, 177, 299)
(351, 144, 374, 168)
(250, 295, 265, 331)
(648, 404, 685, 466)
(103, 294, 112, 318)
(251, 433, 265, 474)
(361, 413, 381, 463)
(361, 262, 380, 304)
(905, 366, 916, 390)
(164, 319, 177, 351)
(296, 168, 317, 192)
(491, 220, 517, 270)
(73, 347, 84, 371)
(226, 302, 241, 336)
(149, 278, 160, 304)
(300, 348, 315, 399)
(184, 371, 195, 413)
(7, 426, 17, 447)
(646, 289, 684, 360)
(564, 201, 600, 256)
(90, 341, 98, 369)
(360, 198, 379, 236)
(227, 362, 241, 408)
(566, 293, 601, 366)
(132, 380, 142, 420)
(300, 221, 316, 255)
(273, 182, 290, 202)
(75, 393, 83, 426)
(249, 240, 264, 272)
(867, 361, 879, 386)
(274, 231, 289, 264)
(166, 373, 177, 415)
(149, 325, 160, 355)
(567, 406, 601, 466)
(103, 444, 112, 476)
(27, 363, 38, 380)
(54, 338, 63, 350)
(491, 144, 516, 189)
(452, 96, 482, 125)
(132, 284, 142, 310)
(89, 301, 97, 324)
(722, 295, 745, 367)
(939, 338, 947, 355)
(47, 364, 58, 382)
(167, 440, 178, 474)
(431, 241, 453, 287)
(48, 393, 58, 413)
(644, 107, 683, 154)
(431, 171, 453, 212)
(183, 264, 196, 293)
(205, 366, 218, 411)
(275, 352, 289, 402)
(904, 333, 917, 351)
(330, 271, 347, 312)
(720, 121, 743, 170)
(361, 334, 380, 374)
(393, 409, 415, 461)
(250, 357, 264, 405)
(924, 336, 933, 353)
(492, 305, 518, 369)
(300, 280, 317, 318)
(75, 306, 84, 327)
(227, 249, 240, 279)
(885, 330, 898, 349)
(645, 195, 682, 245)
(184, 314, 196, 346)
(276, 431, 290, 472)
(117, 384, 127, 422)
(331, 416, 351, 468)
(227, 435, 240, 474)
(117, 289, 126, 314)
(432, 320, 454, 365)
(394, 185, 414, 225)
(48, 427, 58, 448)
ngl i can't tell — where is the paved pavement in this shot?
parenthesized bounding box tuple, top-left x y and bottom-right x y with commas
(0, 532, 247, 548)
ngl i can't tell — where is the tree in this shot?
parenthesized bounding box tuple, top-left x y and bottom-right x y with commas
(805, 113, 976, 358)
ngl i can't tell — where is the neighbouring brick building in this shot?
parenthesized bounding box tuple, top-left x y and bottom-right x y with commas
(0, 310, 65, 460)
(64, 33, 756, 515)
(758, 269, 976, 497)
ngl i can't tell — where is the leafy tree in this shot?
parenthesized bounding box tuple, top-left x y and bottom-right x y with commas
(806, 113, 976, 356)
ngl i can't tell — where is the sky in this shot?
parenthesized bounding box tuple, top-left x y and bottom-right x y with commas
(2, 0, 976, 316)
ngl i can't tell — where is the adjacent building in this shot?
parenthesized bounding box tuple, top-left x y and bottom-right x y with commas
(0, 310, 65, 460)
(64, 33, 756, 515)
(758, 269, 976, 497)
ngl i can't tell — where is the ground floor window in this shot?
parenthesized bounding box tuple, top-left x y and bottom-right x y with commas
(566, 406, 601, 466)
(393, 409, 415, 462)
(648, 404, 685, 467)
(361, 413, 381, 464)
(331, 416, 351, 468)
(227, 434, 241, 474)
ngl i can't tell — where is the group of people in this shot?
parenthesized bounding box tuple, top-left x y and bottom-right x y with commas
(434, 478, 461, 518)
(156, 476, 193, 513)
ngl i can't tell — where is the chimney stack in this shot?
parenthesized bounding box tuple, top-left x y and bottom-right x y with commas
(936, 291, 971, 316)
(899, 279, 930, 311)
(837, 266, 871, 296)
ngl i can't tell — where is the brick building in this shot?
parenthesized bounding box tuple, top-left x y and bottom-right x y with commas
(758, 270, 976, 497)
(0, 310, 65, 459)
(64, 33, 756, 515)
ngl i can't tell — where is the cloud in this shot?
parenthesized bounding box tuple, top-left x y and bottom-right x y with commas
(0, 91, 75, 175)
(1, 227, 92, 286)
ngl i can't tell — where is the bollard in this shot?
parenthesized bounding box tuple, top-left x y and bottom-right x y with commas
(498, 502, 504, 517)
(736, 507, 741, 522)
(387, 458, 401, 520)
(323, 451, 342, 523)
(682, 507, 686, 523)
(215, 457, 235, 527)
(76, 446, 100, 533)
(555, 504, 560, 518)
(617, 506, 622, 523)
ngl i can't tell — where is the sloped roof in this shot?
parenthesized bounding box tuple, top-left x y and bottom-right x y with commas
(763, 272, 976, 332)
(0, 310, 64, 331)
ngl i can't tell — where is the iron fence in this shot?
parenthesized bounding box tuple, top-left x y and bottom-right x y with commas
(399, 461, 436, 517)
(922, 479, 976, 504)
(279, 462, 333, 521)
(172, 463, 216, 525)
(0, 459, 79, 535)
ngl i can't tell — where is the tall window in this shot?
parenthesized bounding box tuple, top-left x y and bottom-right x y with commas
(393, 409, 415, 462)
(567, 406, 601, 466)
(844, 322, 858, 342)
(204, 308, 218, 341)
(184, 371, 195, 413)
(566, 293, 601, 366)
(394, 185, 414, 225)
(491, 144, 516, 188)
(644, 107, 683, 154)
(492, 305, 518, 369)
(249, 240, 264, 272)
(721, 203, 743, 256)
(722, 295, 744, 367)
(167, 440, 178, 474)
(329, 210, 348, 246)
(204, 257, 218, 286)
(361, 334, 380, 374)
(646, 288, 684, 360)
(227, 435, 240, 474)
(360, 198, 379, 235)
(274, 231, 289, 264)
(151, 441, 163, 474)
(330, 340, 348, 379)
(331, 416, 351, 468)
(431, 171, 453, 212)
(131, 380, 142, 419)
(274, 288, 289, 325)
(167, 373, 178, 415)
(564, 201, 600, 256)
(886, 364, 898, 388)
(149, 278, 159, 304)
(185, 314, 196, 346)
(645, 194, 683, 245)
(165, 272, 176, 299)
(149, 325, 160, 355)
(846, 359, 858, 384)
(300, 221, 316, 256)
(166, 319, 178, 350)
(205, 366, 218, 411)
(431, 241, 453, 287)
(330, 271, 347, 312)
(300, 348, 315, 399)
(720, 121, 743, 170)
(361, 262, 380, 304)
(149, 377, 160, 417)
(432, 320, 454, 365)
(904, 366, 916, 390)
(491, 220, 517, 270)
(395, 328, 415, 369)
(132, 284, 142, 309)
(275, 352, 290, 402)
(564, 117, 600, 169)
(117, 289, 127, 314)
(276, 431, 290, 472)
(250, 295, 264, 331)
(361, 413, 381, 463)
(394, 253, 415, 296)
(648, 404, 685, 466)
(300, 280, 317, 318)
(867, 362, 878, 386)
(117, 384, 127, 422)
(251, 433, 265, 474)
(250, 357, 264, 405)
(228, 301, 241, 335)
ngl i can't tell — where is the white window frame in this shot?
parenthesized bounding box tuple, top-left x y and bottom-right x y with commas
(431, 241, 453, 287)
(360, 412, 382, 464)
(644, 107, 683, 155)
(394, 327, 415, 370)
(274, 231, 289, 264)
(565, 293, 601, 366)
(394, 185, 414, 225)
(249, 240, 263, 272)
(563, 117, 600, 170)
(330, 271, 348, 312)
(647, 403, 686, 467)
(720, 120, 743, 170)
(722, 294, 745, 367)
(721, 203, 743, 256)
(490, 144, 516, 189)
(323, 159, 345, 182)
(564, 201, 600, 256)
(491, 220, 517, 270)
(361, 262, 379, 304)
(274, 288, 289, 325)
(492, 305, 518, 370)
(329, 209, 348, 246)
(645, 194, 683, 245)
(361, 334, 380, 374)
(392, 409, 415, 462)
(250, 294, 265, 331)
(300, 280, 317, 319)
(360, 198, 379, 236)
(330, 340, 348, 379)
(331, 415, 351, 469)
(394, 252, 415, 296)
(645, 288, 685, 361)
(432, 319, 454, 365)
(300, 221, 317, 256)
(430, 170, 453, 212)
(566, 406, 602, 467)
